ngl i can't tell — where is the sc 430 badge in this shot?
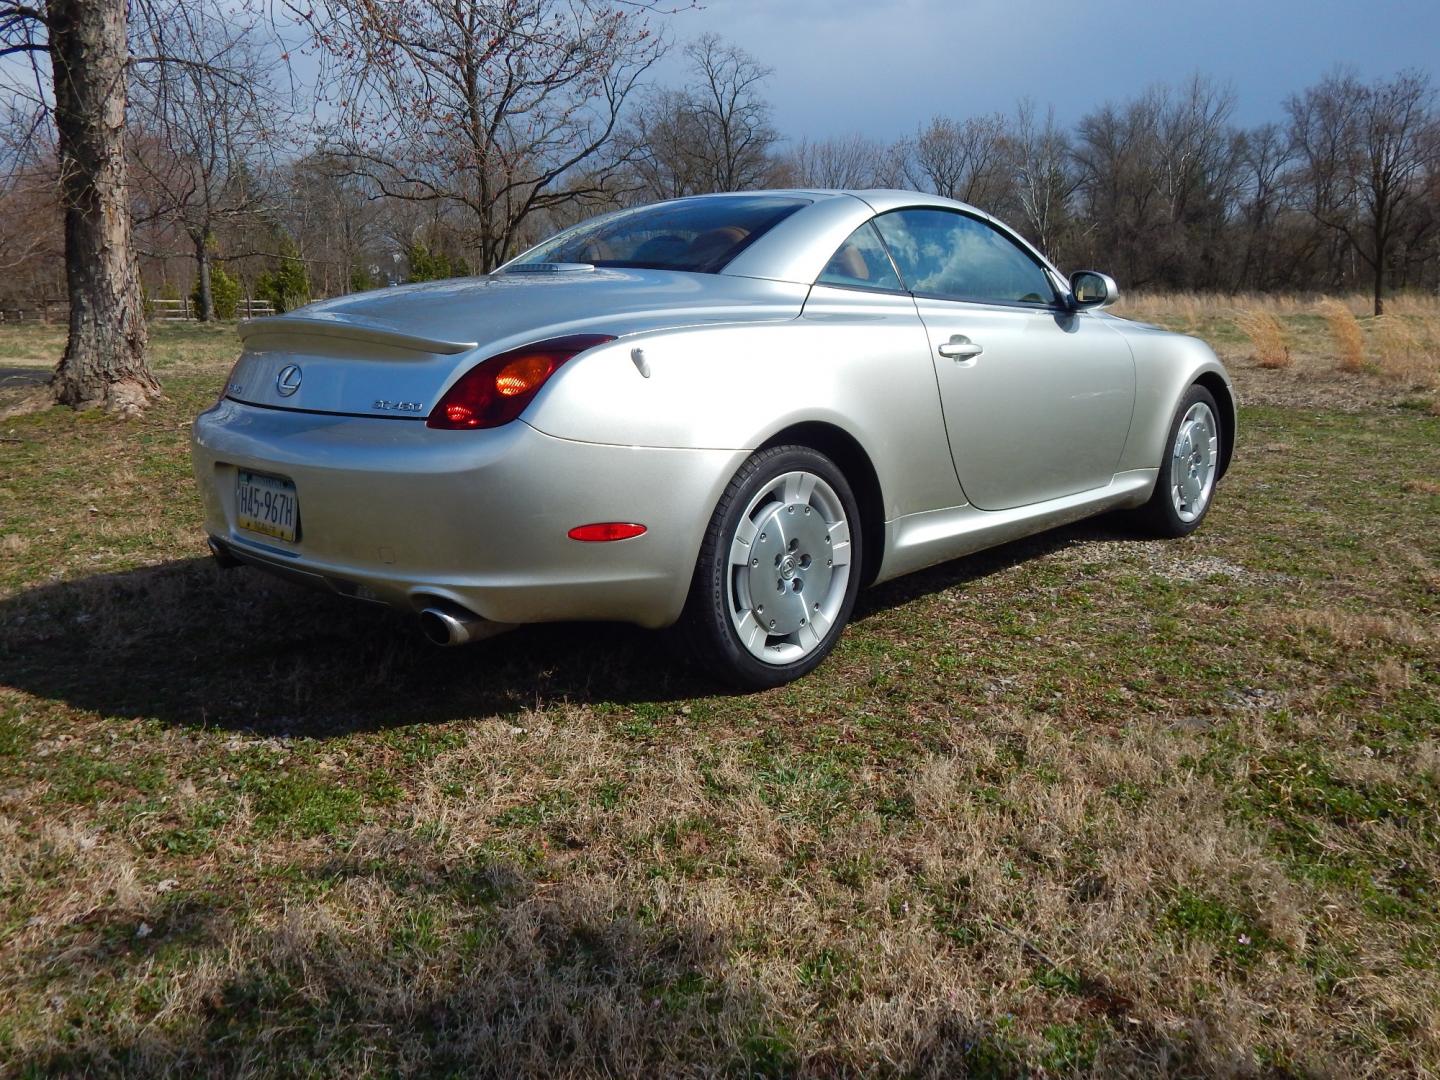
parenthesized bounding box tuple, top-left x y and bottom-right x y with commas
(373, 399, 426, 413)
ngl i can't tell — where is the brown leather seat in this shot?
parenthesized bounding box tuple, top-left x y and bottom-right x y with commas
(824, 243, 869, 281)
(682, 226, 750, 268)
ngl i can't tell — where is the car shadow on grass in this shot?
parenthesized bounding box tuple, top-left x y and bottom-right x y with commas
(0, 519, 1144, 735)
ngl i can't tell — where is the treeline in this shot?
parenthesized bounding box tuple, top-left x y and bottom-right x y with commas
(2, 2, 1437, 398)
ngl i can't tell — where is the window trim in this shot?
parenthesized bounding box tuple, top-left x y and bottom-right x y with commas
(871, 207, 1064, 311)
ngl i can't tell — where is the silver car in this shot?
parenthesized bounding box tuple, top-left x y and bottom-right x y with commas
(192, 190, 1234, 688)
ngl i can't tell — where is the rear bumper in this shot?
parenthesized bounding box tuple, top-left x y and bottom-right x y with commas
(190, 400, 746, 628)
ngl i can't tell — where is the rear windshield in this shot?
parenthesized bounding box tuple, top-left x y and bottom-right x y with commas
(509, 195, 811, 275)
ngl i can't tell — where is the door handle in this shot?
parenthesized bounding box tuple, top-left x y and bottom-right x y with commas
(937, 336, 983, 361)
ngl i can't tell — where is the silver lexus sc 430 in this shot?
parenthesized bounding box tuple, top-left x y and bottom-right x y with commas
(191, 190, 1235, 688)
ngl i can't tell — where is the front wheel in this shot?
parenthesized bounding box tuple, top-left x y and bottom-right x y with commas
(676, 445, 862, 689)
(1137, 384, 1222, 537)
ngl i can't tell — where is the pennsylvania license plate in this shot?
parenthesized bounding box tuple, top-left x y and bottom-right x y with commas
(235, 469, 299, 542)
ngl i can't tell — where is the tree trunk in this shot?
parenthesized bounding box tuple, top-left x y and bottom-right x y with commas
(193, 232, 215, 322)
(47, 0, 158, 415)
(1372, 235, 1386, 317)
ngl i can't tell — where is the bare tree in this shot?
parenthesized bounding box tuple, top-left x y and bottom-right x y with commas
(0, 170, 58, 278)
(294, 0, 664, 271)
(2, 0, 155, 413)
(1234, 123, 1291, 288)
(282, 153, 384, 295)
(1009, 99, 1079, 260)
(782, 133, 886, 189)
(1288, 69, 1438, 314)
(1073, 94, 1159, 284)
(904, 113, 1010, 209)
(1152, 77, 1240, 285)
(1074, 79, 1241, 289)
(627, 34, 780, 199)
(676, 34, 778, 192)
(128, 7, 288, 320)
(0, 101, 60, 284)
(1410, 132, 1440, 293)
(627, 86, 710, 199)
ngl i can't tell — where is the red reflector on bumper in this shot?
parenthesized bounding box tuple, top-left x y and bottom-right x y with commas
(568, 522, 647, 542)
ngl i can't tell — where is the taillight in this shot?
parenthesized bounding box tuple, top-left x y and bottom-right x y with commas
(426, 334, 615, 429)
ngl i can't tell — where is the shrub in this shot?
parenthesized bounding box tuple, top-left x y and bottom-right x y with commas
(406, 243, 470, 282)
(1234, 309, 1290, 369)
(349, 265, 375, 293)
(192, 263, 240, 320)
(1318, 299, 1366, 373)
(255, 240, 310, 314)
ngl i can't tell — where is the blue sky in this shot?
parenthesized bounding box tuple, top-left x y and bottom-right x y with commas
(653, 0, 1440, 139)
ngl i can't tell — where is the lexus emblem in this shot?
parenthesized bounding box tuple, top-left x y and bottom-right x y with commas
(276, 364, 303, 397)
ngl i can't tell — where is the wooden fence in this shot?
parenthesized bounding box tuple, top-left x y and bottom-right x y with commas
(1, 298, 278, 324)
(148, 298, 278, 321)
(0, 301, 68, 324)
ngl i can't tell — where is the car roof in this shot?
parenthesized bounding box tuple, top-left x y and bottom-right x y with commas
(504, 189, 1061, 288)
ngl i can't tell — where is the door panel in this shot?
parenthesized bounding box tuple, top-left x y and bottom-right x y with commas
(869, 206, 1135, 511)
(915, 300, 1135, 510)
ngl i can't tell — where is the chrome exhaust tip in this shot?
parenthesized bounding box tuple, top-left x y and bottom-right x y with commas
(419, 605, 486, 647)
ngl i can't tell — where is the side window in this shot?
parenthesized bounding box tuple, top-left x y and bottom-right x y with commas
(873, 209, 1056, 306)
(816, 222, 903, 292)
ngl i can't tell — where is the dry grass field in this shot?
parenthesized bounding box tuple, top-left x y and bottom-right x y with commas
(1, 300, 1438, 1077)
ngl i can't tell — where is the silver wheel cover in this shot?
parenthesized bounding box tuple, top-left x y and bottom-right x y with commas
(1171, 402, 1218, 523)
(726, 470, 852, 665)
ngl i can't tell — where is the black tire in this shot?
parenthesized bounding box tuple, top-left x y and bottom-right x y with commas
(1136, 383, 1222, 538)
(676, 445, 863, 690)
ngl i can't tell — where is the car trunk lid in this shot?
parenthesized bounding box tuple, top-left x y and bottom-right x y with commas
(225, 269, 807, 418)
(229, 315, 477, 418)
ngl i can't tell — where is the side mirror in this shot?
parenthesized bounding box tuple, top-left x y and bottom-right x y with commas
(1069, 271, 1119, 310)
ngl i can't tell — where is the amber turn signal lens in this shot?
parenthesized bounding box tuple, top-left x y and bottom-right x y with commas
(567, 522, 647, 542)
(494, 355, 554, 397)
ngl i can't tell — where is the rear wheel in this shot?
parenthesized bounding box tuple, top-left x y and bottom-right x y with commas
(1137, 384, 1221, 537)
(677, 445, 862, 689)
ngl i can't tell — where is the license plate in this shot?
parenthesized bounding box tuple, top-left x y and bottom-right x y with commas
(235, 470, 299, 542)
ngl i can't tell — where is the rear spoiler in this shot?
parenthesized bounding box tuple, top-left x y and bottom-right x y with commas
(237, 312, 478, 355)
